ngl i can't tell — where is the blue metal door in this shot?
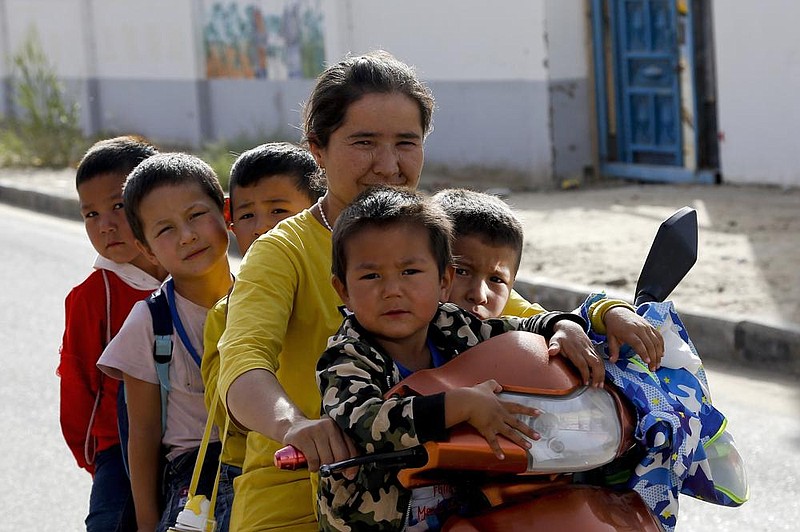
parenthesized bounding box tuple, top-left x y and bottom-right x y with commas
(614, 0, 682, 166)
(590, 0, 718, 182)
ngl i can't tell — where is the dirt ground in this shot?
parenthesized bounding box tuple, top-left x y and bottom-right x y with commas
(496, 183, 800, 326)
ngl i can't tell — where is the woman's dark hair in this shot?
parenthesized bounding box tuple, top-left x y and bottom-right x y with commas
(332, 186, 452, 287)
(75, 135, 158, 188)
(123, 152, 224, 245)
(302, 50, 435, 150)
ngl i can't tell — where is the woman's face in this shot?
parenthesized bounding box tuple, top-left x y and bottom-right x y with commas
(310, 92, 424, 211)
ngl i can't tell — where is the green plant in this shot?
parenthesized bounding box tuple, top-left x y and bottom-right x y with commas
(0, 27, 84, 167)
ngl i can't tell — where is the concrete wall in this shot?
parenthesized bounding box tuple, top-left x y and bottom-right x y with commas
(545, 0, 593, 184)
(1, 0, 204, 144)
(713, 1, 800, 187)
(0, 0, 591, 189)
(207, 78, 314, 142)
(335, 0, 555, 187)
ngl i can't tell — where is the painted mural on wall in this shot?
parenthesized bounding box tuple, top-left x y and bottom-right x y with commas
(203, 0, 324, 79)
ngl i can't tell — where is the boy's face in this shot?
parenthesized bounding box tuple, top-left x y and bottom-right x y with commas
(78, 172, 148, 267)
(333, 223, 452, 351)
(230, 174, 314, 253)
(449, 234, 519, 319)
(136, 182, 229, 282)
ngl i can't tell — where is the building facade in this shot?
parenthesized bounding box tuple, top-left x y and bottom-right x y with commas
(0, 0, 795, 188)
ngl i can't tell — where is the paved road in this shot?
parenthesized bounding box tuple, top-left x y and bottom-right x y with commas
(2, 204, 94, 530)
(1, 203, 797, 530)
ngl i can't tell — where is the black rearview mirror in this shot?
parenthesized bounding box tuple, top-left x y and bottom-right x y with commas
(634, 206, 698, 306)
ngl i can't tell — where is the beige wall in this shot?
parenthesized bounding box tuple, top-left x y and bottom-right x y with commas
(714, 1, 800, 186)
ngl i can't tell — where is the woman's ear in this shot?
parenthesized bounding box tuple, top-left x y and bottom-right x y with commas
(307, 135, 325, 167)
(439, 265, 454, 302)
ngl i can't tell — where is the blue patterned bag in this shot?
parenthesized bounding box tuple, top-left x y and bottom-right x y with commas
(581, 294, 749, 532)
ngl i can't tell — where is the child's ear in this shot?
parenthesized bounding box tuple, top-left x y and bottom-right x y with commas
(439, 265, 454, 302)
(135, 239, 160, 266)
(331, 275, 350, 307)
(224, 196, 232, 226)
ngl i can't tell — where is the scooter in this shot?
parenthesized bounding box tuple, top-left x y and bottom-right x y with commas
(275, 207, 746, 530)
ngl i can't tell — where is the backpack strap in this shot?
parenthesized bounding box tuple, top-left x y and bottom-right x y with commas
(146, 286, 173, 436)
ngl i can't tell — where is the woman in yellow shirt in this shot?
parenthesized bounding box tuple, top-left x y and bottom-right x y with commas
(218, 50, 436, 531)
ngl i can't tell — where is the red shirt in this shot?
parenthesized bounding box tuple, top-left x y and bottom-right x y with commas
(57, 269, 154, 474)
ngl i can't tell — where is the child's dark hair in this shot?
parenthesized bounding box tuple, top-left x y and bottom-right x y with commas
(302, 50, 435, 151)
(75, 135, 158, 188)
(332, 186, 452, 286)
(432, 188, 524, 270)
(229, 142, 324, 212)
(123, 152, 225, 245)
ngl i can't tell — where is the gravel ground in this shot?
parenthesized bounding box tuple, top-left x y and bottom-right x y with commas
(504, 183, 800, 326)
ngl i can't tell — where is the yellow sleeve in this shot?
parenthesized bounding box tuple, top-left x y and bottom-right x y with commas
(502, 288, 547, 317)
(217, 213, 344, 529)
(587, 298, 635, 334)
(218, 212, 344, 422)
(217, 233, 298, 406)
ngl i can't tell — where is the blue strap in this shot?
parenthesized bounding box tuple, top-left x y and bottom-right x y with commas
(165, 280, 202, 368)
(146, 288, 173, 436)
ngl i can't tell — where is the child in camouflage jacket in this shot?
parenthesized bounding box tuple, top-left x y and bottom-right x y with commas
(315, 187, 591, 531)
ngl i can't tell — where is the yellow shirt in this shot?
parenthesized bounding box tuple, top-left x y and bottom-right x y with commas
(505, 288, 631, 328)
(201, 296, 247, 468)
(218, 210, 343, 532)
(503, 288, 546, 317)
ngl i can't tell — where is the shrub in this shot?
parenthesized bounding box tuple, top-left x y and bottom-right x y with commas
(0, 27, 85, 167)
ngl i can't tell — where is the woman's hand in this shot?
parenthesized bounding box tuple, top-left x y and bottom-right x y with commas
(603, 307, 664, 370)
(548, 319, 606, 387)
(282, 417, 358, 473)
(446, 380, 540, 460)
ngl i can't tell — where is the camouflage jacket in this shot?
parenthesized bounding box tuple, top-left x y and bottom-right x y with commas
(315, 302, 585, 531)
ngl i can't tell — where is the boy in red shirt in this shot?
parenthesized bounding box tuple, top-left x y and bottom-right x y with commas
(58, 136, 165, 531)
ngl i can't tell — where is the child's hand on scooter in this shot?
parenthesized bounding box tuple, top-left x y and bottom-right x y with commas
(548, 319, 606, 387)
(603, 307, 664, 370)
(445, 380, 540, 460)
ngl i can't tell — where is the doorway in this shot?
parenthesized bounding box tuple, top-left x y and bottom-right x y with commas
(591, 0, 719, 183)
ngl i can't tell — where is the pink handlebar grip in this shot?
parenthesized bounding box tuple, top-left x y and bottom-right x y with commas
(274, 445, 307, 470)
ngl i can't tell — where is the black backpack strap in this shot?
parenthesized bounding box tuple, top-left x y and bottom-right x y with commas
(146, 288, 173, 436)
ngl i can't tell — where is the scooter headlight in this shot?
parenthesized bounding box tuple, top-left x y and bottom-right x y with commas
(500, 387, 622, 473)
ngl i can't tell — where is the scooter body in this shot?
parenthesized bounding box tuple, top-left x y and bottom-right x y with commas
(275, 331, 663, 531)
(382, 330, 663, 531)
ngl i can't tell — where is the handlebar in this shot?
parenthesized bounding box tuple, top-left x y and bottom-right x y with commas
(274, 445, 427, 477)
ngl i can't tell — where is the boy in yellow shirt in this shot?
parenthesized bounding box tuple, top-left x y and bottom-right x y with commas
(201, 143, 323, 530)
